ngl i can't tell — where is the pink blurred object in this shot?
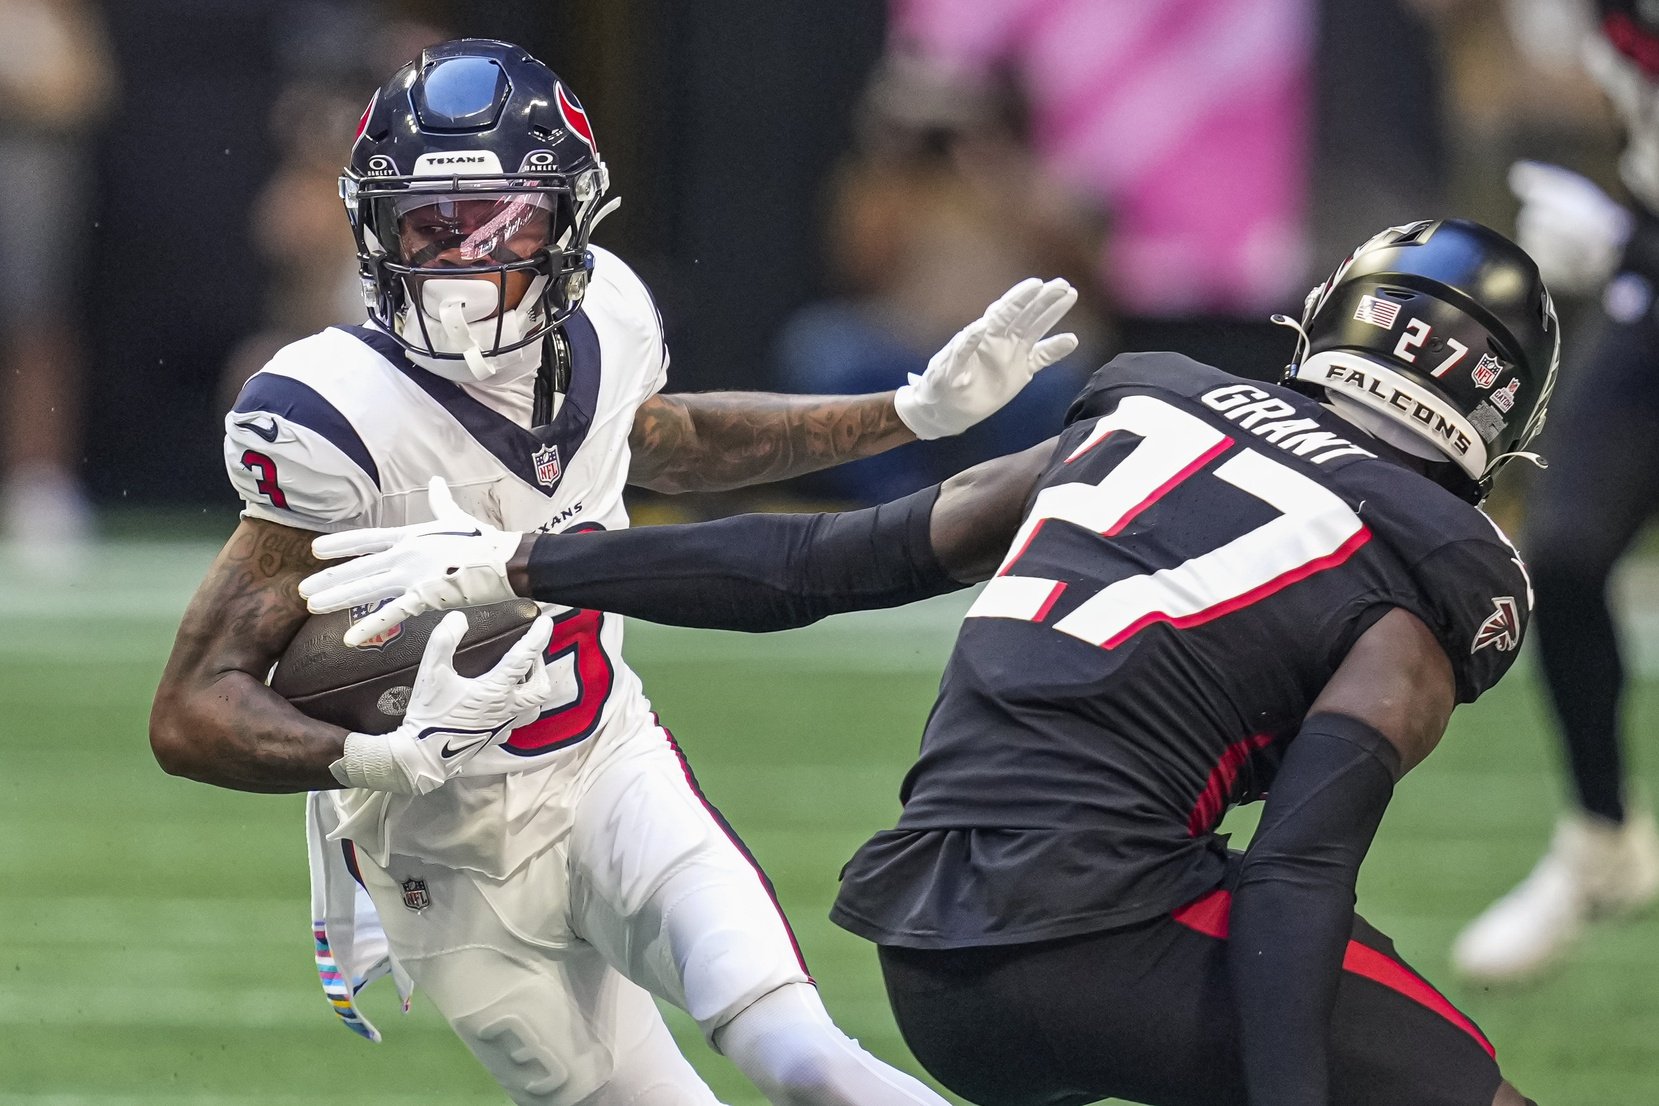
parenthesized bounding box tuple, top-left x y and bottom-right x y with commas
(891, 0, 1313, 315)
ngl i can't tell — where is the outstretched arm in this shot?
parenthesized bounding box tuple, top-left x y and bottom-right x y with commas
(518, 435, 1052, 624)
(627, 277, 1077, 493)
(627, 390, 913, 493)
(1226, 608, 1456, 1106)
(301, 439, 1055, 642)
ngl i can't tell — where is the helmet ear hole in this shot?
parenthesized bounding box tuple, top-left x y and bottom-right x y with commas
(563, 270, 589, 304)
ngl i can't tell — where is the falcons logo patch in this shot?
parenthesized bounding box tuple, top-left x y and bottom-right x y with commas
(1472, 596, 1522, 654)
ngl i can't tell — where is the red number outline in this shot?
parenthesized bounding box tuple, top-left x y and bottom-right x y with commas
(971, 395, 1371, 649)
(503, 607, 615, 755)
(240, 450, 289, 509)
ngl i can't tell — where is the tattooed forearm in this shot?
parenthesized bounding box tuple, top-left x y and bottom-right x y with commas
(627, 391, 918, 493)
(150, 518, 349, 793)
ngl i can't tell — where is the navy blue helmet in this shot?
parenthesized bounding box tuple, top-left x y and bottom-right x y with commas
(341, 39, 611, 378)
(1283, 219, 1560, 503)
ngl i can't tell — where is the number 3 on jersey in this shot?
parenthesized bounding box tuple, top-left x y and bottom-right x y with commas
(969, 394, 1371, 648)
(240, 450, 289, 510)
(504, 607, 615, 755)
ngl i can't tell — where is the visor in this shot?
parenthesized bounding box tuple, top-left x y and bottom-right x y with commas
(377, 191, 558, 267)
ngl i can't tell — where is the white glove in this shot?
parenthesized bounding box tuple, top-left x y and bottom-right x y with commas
(300, 477, 524, 648)
(330, 610, 554, 795)
(894, 277, 1080, 440)
(1509, 160, 1633, 295)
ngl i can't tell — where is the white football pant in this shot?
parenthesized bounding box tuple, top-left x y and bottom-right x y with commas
(354, 725, 813, 1105)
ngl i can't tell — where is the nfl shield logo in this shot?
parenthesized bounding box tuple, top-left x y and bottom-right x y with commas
(348, 599, 403, 649)
(400, 877, 431, 912)
(1471, 353, 1502, 390)
(532, 444, 561, 488)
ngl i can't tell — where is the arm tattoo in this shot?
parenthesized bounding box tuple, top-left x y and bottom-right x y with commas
(150, 519, 349, 793)
(628, 391, 918, 493)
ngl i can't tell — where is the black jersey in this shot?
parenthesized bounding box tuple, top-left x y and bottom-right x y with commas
(832, 352, 1531, 948)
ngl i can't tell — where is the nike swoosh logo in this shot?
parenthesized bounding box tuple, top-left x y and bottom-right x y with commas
(440, 733, 491, 758)
(425, 721, 509, 759)
(235, 417, 280, 442)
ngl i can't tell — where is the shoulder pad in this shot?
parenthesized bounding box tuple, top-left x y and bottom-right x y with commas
(1358, 482, 1531, 702)
(1064, 352, 1241, 426)
(224, 373, 379, 531)
(585, 245, 670, 401)
(1412, 527, 1532, 702)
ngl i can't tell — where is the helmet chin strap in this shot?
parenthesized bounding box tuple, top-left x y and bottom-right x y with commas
(1270, 312, 1312, 368)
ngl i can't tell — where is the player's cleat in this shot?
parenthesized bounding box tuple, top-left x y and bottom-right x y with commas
(1452, 806, 1659, 983)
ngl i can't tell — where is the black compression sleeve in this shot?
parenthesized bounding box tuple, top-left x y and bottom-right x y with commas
(1226, 713, 1402, 1106)
(523, 485, 962, 631)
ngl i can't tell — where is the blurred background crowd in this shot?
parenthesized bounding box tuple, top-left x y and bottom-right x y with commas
(0, 0, 1627, 544)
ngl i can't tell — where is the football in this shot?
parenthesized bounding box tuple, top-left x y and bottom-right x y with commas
(269, 598, 543, 733)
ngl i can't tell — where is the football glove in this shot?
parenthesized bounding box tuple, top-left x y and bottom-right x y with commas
(894, 277, 1079, 440)
(301, 478, 524, 648)
(330, 610, 553, 795)
(1509, 160, 1633, 296)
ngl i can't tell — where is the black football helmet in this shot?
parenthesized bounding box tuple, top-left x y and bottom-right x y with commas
(340, 39, 611, 379)
(1283, 219, 1560, 503)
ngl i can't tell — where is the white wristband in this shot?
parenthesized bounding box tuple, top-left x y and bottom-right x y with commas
(330, 731, 405, 793)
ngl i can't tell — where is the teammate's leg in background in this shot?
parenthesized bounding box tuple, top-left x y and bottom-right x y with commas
(1454, 306, 1659, 983)
(569, 728, 952, 1106)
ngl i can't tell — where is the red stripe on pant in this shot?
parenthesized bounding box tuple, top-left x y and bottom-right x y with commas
(1172, 888, 1494, 1058)
(656, 718, 814, 981)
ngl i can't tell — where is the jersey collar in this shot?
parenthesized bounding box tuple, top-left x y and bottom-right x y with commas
(336, 317, 602, 496)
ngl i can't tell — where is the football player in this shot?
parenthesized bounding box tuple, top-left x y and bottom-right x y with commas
(304, 219, 1555, 1106)
(1452, 0, 1659, 984)
(149, 39, 1078, 1106)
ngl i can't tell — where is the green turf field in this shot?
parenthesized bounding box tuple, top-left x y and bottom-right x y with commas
(5, 533, 1658, 1105)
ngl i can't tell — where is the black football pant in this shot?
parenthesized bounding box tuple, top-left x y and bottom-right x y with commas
(1525, 287, 1659, 825)
(877, 886, 1501, 1106)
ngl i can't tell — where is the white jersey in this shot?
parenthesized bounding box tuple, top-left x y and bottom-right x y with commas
(224, 245, 668, 876)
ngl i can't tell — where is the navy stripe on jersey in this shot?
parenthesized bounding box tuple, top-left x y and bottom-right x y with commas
(333, 318, 603, 497)
(233, 373, 381, 488)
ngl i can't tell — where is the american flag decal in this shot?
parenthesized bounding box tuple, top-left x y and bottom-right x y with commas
(1353, 295, 1402, 330)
